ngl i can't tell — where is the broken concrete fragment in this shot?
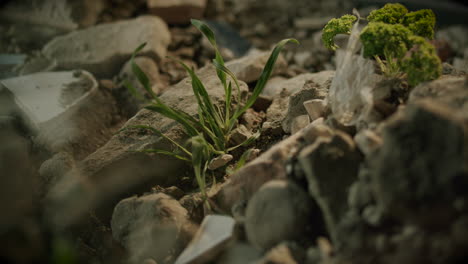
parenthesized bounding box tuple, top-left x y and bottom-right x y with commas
(303, 99, 327, 121)
(299, 131, 362, 242)
(1, 70, 118, 159)
(148, 0, 207, 24)
(111, 193, 196, 264)
(43, 16, 171, 77)
(245, 180, 316, 250)
(174, 215, 235, 264)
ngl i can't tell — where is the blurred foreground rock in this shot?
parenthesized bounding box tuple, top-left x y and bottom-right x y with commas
(147, 0, 207, 24)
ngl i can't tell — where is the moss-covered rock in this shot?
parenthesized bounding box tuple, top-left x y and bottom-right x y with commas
(367, 3, 408, 24)
(360, 22, 412, 58)
(402, 9, 436, 39)
(321, 14, 357, 51)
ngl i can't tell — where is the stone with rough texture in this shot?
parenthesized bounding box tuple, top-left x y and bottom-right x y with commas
(174, 215, 235, 264)
(0, 0, 105, 31)
(226, 50, 287, 83)
(409, 76, 468, 119)
(111, 193, 196, 263)
(299, 131, 362, 242)
(369, 100, 468, 224)
(282, 72, 333, 133)
(291, 115, 310, 135)
(208, 154, 233, 170)
(257, 243, 306, 264)
(43, 16, 171, 77)
(353, 129, 382, 156)
(148, 0, 207, 24)
(245, 180, 317, 250)
(45, 64, 248, 227)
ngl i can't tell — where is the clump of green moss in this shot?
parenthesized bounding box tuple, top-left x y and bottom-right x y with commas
(367, 3, 408, 24)
(321, 14, 357, 50)
(321, 3, 441, 86)
(402, 9, 436, 39)
(400, 36, 442, 86)
(360, 22, 412, 58)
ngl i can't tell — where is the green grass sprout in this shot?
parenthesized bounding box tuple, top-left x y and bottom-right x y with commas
(125, 19, 297, 201)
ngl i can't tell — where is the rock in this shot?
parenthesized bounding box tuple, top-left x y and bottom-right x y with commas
(45, 64, 248, 227)
(217, 242, 262, 264)
(269, 71, 334, 98)
(369, 100, 468, 225)
(282, 72, 334, 133)
(245, 180, 317, 250)
(261, 76, 287, 97)
(0, 0, 105, 31)
(240, 108, 264, 131)
(147, 0, 207, 24)
(353, 129, 382, 156)
(111, 193, 196, 264)
(298, 131, 362, 242)
(257, 243, 306, 264)
(226, 50, 288, 83)
(263, 91, 290, 134)
(230, 124, 253, 145)
(119, 56, 162, 97)
(302, 122, 334, 145)
(436, 25, 468, 55)
(290, 115, 310, 135)
(409, 76, 468, 119)
(39, 152, 75, 195)
(42, 16, 171, 78)
(303, 99, 327, 121)
(215, 128, 306, 212)
(208, 154, 234, 170)
(174, 215, 235, 264)
(1, 70, 119, 160)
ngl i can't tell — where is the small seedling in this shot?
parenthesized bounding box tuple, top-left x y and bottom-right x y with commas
(125, 19, 297, 202)
(322, 3, 441, 86)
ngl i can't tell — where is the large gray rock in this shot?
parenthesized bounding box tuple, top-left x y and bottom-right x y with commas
(299, 131, 362, 242)
(147, 0, 207, 24)
(42, 16, 171, 77)
(111, 193, 196, 264)
(369, 100, 468, 224)
(245, 180, 317, 251)
(45, 64, 248, 227)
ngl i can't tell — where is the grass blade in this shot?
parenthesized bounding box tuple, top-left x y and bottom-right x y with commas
(129, 43, 159, 100)
(227, 130, 260, 152)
